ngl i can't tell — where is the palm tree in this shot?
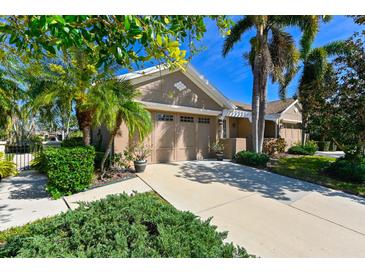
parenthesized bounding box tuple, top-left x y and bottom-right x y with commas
(297, 40, 347, 144)
(31, 47, 116, 145)
(0, 69, 23, 140)
(93, 78, 152, 173)
(222, 16, 328, 152)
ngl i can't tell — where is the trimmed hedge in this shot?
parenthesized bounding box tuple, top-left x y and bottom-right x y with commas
(288, 141, 317, 156)
(234, 151, 269, 167)
(43, 146, 95, 199)
(61, 137, 84, 148)
(326, 157, 365, 183)
(0, 193, 251, 258)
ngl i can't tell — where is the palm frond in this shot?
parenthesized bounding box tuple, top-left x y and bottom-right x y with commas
(269, 27, 300, 98)
(222, 16, 254, 57)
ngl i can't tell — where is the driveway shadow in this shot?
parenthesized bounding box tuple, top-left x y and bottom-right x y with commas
(1, 170, 49, 200)
(176, 161, 365, 205)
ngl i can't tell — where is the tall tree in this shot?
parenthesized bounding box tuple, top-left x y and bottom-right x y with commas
(298, 40, 347, 144)
(0, 16, 231, 70)
(222, 16, 326, 152)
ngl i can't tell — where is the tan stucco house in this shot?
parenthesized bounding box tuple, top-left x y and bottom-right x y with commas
(92, 64, 302, 163)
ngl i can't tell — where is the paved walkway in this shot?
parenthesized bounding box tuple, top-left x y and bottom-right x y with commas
(0, 170, 68, 230)
(137, 160, 365, 258)
(0, 171, 151, 231)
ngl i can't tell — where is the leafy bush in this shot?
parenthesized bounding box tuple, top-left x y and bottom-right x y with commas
(0, 193, 251, 258)
(43, 146, 95, 199)
(288, 145, 311, 155)
(263, 138, 287, 156)
(326, 157, 365, 183)
(288, 141, 317, 156)
(0, 152, 17, 179)
(234, 151, 269, 167)
(61, 137, 84, 148)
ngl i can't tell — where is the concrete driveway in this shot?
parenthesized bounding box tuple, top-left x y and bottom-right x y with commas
(138, 160, 365, 258)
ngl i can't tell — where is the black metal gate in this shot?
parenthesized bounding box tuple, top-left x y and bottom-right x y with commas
(5, 142, 43, 171)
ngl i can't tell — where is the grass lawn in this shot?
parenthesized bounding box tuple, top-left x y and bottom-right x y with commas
(270, 155, 365, 197)
(0, 192, 252, 258)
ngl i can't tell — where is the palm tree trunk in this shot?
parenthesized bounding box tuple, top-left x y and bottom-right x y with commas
(76, 105, 93, 146)
(252, 24, 270, 153)
(100, 114, 122, 173)
(251, 75, 260, 153)
(258, 88, 267, 152)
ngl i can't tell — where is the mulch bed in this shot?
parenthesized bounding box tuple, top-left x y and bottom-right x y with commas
(92, 167, 137, 189)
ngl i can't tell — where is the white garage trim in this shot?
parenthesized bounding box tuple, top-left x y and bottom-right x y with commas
(137, 100, 222, 116)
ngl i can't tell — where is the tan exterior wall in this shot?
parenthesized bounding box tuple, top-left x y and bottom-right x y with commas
(135, 71, 223, 111)
(281, 103, 302, 121)
(237, 118, 251, 138)
(222, 138, 247, 159)
(279, 123, 302, 148)
(109, 109, 218, 163)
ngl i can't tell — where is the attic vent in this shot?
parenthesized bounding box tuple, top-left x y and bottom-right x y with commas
(293, 106, 298, 113)
(174, 81, 186, 91)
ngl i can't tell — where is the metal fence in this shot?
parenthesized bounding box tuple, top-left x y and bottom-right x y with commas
(5, 142, 43, 171)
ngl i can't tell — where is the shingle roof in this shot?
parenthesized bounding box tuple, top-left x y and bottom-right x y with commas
(232, 99, 296, 114)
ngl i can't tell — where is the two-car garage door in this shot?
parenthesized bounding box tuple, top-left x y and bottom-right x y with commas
(146, 111, 216, 163)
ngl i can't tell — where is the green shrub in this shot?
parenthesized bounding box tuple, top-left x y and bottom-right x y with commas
(288, 145, 311, 155)
(263, 138, 287, 156)
(0, 193, 251, 258)
(288, 141, 317, 156)
(61, 137, 84, 148)
(317, 141, 330, 151)
(0, 152, 18, 179)
(234, 151, 269, 167)
(43, 146, 95, 199)
(326, 157, 365, 183)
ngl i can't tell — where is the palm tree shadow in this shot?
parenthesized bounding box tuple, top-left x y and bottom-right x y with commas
(175, 161, 365, 205)
(2, 170, 49, 200)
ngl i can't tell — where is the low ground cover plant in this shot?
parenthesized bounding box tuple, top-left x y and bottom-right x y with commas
(0, 193, 252, 258)
(234, 150, 269, 167)
(42, 146, 95, 199)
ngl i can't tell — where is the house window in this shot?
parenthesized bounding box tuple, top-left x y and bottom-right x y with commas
(180, 116, 194, 123)
(198, 117, 210, 124)
(157, 113, 174, 121)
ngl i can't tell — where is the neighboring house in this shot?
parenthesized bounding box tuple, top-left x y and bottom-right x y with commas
(92, 64, 302, 163)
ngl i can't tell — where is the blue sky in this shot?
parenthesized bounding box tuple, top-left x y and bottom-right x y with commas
(189, 16, 364, 103)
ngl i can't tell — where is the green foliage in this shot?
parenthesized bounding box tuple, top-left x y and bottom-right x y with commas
(263, 138, 287, 156)
(288, 141, 317, 155)
(61, 137, 84, 148)
(0, 152, 18, 179)
(1, 16, 231, 70)
(317, 141, 330, 151)
(326, 157, 365, 183)
(234, 151, 269, 167)
(42, 146, 95, 199)
(271, 155, 365, 196)
(68, 131, 83, 138)
(0, 193, 251, 258)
